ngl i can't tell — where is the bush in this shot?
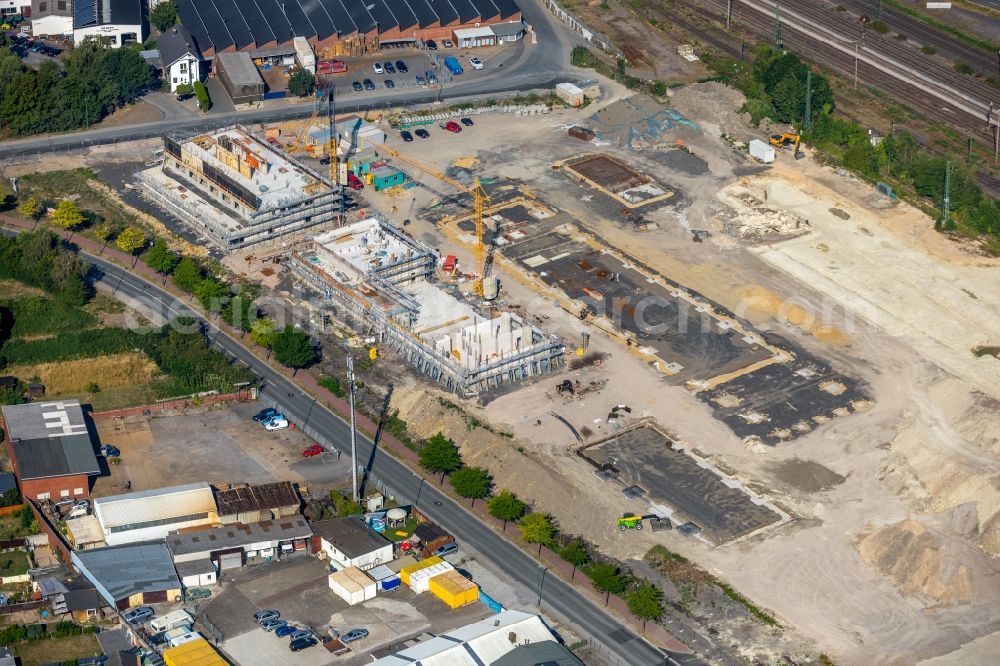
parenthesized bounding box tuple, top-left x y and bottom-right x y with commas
(193, 81, 211, 111)
(954, 62, 974, 75)
(318, 375, 346, 398)
(870, 20, 889, 35)
(174, 83, 192, 95)
(921, 45, 936, 55)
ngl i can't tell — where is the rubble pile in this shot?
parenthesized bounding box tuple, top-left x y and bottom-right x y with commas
(722, 206, 810, 240)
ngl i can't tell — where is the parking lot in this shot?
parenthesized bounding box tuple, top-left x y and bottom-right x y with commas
(205, 557, 493, 665)
(92, 400, 352, 497)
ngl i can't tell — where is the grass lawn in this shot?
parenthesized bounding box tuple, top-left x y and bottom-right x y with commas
(0, 550, 31, 577)
(15, 633, 102, 666)
(0, 512, 38, 542)
(382, 517, 420, 542)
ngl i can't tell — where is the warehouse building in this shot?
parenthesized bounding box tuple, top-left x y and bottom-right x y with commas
(139, 125, 345, 252)
(371, 610, 566, 665)
(1, 400, 101, 501)
(31, 0, 73, 37)
(73, 542, 182, 610)
(312, 517, 393, 570)
(173, 0, 521, 59)
(93, 483, 218, 546)
(163, 637, 227, 666)
(166, 517, 312, 577)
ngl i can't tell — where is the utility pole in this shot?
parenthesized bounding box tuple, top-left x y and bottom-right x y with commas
(876, 0, 883, 22)
(774, 0, 782, 50)
(347, 356, 359, 502)
(804, 70, 812, 132)
(940, 160, 951, 229)
(968, 136, 973, 163)
(727, 0, 732, 30)
(989, 103, 1000, 162)
(854, 40, 859, 90)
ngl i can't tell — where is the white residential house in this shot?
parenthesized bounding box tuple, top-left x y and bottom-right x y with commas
(155, 24, 202, 92)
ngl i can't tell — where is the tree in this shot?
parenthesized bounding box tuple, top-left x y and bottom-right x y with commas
(519, 512, 557, 556)
(150, 1, 179, 32)
(145, 238, 178, 279)
(287, 68, 316, 97)
(222, 281, 260, 333)
(16, 196, 41, 223)
(450, 466, 491, 507)
(487, 489, 526, 530)
(172, 256, 201, 292)
(50, 199, 84, 239)
(626, 582, 665, 630)
(115, 226, 146, 267)
(249, 317, 278, 349)
(419, 433, 462, 484)
(93, 222, 113, 254)
(559, 540, 590, 580)
(272, 325, 315, 373)
(194, 277, 229, 312)
(586, 562, 626, 605)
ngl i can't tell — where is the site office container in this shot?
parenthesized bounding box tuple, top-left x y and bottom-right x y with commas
(427, 569, 478, 609)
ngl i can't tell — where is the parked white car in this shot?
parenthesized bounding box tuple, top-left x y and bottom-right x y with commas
(469, 57, 484, 70)
(373, 62, 384, 74)
(265, 418, 289, 431)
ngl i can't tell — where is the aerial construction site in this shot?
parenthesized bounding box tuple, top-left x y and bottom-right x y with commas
(10, 42, 998, 666)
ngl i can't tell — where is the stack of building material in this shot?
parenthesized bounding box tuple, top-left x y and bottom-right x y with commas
(400, 556, 456, 593)
(328, 566, 377, 605)
(428, 569, 479, 608)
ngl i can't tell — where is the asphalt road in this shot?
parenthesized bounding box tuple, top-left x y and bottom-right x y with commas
(76, 251, 690, 666)
(0, 0, 575, 161)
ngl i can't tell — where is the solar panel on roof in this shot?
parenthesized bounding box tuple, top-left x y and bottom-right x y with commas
(75, 0, 99, 28)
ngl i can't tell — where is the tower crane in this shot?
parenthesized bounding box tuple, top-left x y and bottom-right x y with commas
(371, 143, 494, 297)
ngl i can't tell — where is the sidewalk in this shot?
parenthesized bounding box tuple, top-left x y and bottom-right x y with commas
(1, 214, 690, 655)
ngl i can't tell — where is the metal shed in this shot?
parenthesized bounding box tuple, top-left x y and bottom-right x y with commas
(215, 52, 265, 104)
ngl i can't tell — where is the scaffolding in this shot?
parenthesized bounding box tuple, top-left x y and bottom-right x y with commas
(146, 125, 347, 252)
(288, 217, 564, 395)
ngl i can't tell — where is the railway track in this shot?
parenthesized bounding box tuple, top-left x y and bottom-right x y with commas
(832, 0, 999, 77)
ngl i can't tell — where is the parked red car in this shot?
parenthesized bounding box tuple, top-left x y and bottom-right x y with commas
(442, 121, 462, 133)
(347, 173, 364, 190)
(303, 444, 324, 457)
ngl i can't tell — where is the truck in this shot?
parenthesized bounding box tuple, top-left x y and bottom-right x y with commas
(443, 55, 463, 76)
(316, 59, 348, 75)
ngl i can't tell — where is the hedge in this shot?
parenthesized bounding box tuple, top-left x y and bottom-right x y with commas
(193, 81, 211, 112)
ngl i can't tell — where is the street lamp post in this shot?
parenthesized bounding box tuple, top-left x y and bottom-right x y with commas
(303, 395, 317, 429)
(536, 566, 548, 606)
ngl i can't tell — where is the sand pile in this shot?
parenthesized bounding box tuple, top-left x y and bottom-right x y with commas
(879, 377, 1000, 556)
(857, 519, 974, 605)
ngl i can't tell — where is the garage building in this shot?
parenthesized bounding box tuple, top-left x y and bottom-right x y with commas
(72, 542, 182, 610)
(312, 517, 393, 570)
(214, 481, 301, 525)
(1, 400, 101, 501)
(215, 52, 266, 104)
(93, 483, 219, 546)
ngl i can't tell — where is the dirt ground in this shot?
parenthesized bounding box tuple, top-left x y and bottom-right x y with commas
(342, 83, 1000, 665)
(91, 401, 353, 498)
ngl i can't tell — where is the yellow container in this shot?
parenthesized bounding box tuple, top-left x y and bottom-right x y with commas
(163, 638, 227, 666)
(399, 555, 443, 586)
(428, 569, 479, 609)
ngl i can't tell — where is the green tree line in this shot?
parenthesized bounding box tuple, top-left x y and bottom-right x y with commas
(0, 36, 153, 135)
(705, 44, 1000, 248)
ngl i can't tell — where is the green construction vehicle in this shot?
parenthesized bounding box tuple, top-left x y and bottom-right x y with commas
(617, 514, 644, 531)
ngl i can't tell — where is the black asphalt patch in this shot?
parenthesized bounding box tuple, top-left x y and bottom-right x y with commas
(580, 424, 781, 543)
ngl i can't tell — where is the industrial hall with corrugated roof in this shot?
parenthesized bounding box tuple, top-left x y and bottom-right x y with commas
(173, 0, 522, 57)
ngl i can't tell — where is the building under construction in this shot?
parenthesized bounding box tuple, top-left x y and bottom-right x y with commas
(139, 124, 345, 252)
(289, 217, 563, 395)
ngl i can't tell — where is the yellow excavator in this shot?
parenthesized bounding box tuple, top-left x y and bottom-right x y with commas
(769, 132, 803, 159)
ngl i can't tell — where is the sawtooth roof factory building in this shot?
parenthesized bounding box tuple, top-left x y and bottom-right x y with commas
(173, 0, 522, 58)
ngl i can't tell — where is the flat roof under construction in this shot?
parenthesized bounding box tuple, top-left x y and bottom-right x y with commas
(313, 219, 417, 284)
(182, 127, 331, 211)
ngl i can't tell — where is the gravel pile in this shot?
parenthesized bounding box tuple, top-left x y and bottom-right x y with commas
(670, 82, 754, 139)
